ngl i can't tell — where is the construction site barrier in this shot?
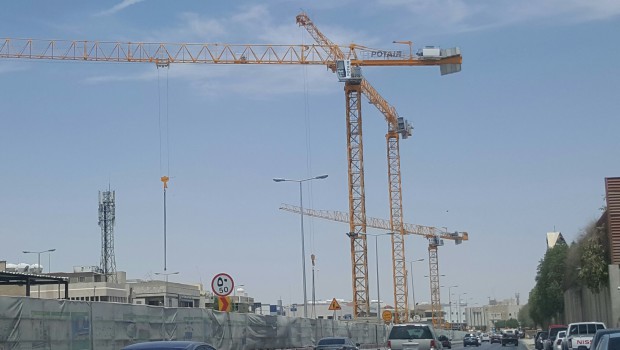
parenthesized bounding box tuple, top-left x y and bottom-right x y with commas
(0, 296, 388, 349)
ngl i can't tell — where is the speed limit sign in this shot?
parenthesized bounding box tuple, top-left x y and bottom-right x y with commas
(211, 273, 234, 297)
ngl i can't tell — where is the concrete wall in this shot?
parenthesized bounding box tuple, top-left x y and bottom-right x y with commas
(564, 265, 616, 326)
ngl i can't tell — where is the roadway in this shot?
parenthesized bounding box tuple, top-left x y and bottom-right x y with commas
(365, 339, 535, 350)
(447, 338, 534, 350)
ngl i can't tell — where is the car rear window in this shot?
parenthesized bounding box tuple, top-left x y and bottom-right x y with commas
(570, 324, 605, 335)
(389, 325, 433, 340)
(318, 338, 345, 345)
(550, 328, 567, 338)
(609, 337, 620, 349)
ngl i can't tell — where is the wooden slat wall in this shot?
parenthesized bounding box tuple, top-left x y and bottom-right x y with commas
(606, 177, 620, 264)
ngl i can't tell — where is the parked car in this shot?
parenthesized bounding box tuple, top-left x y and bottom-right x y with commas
(464, 333, 481, 347)
(315, 337, 359, 350)
(438, 335, 452, 349)
(554, 331, 567, 350)
(491, 333, 502, 344)
(589, 329, 620, 350)
(592, 333, 620, 350)
(481, 334, 491, 342)
(386, 323, 443, 350)
(545, 325, 568, 350)
(536, 332, 549, 350)
(122, 341, 216, 350)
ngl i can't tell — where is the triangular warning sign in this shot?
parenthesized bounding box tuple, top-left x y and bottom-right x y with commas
(328, 298, 341, 311)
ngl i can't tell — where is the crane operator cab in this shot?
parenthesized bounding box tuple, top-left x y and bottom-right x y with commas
(336, 60, 362, 83)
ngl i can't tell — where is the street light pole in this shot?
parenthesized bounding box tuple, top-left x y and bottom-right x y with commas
(358, 232, 393, 320)
(23, 248, 56, 298)
(440, 284, 457, 333)
(449, 285, 457, 335)
(408, 258, 425, 318)
(273, 174, 328, 318)
(375, 235, 380, 320)
(458, 292, 467, 327)
(155, 271, 179, 307)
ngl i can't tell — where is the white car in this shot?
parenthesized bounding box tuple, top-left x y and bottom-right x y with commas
(481, 334, 491, 342)
(555, 331, 567, 350)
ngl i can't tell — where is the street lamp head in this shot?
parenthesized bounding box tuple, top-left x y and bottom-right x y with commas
(273, 178, 286, 182)
(22, 251, 30, 254)
(155, 271, 180, 276)
(48, 249, 56, 252)
(314, 174, 329, 180)
(415, 258, 425, 262)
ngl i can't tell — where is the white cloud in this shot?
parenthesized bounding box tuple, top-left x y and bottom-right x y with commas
(81, 4, 362, 98)
(0, 62, 29, 75)
(97, 0, 146, 16)
(83, 68, 156, 84)
(84, 63, 336, 99)
(377, 0, 620, 33)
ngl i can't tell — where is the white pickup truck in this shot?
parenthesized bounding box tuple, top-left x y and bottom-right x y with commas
(564, 322, 606, 350)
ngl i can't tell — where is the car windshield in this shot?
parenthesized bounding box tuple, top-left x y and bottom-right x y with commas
(389, 326, 433, 340)
(318, 338, 346, 345)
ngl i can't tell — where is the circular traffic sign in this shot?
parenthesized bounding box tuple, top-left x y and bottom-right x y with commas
(211, 273, 234, 297)
(382, 310, 393, 322)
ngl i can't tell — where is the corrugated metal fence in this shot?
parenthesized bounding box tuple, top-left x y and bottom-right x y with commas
(0, 296, 387, 350)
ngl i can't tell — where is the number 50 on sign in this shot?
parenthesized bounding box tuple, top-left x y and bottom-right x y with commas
(211, 273, 234, 297)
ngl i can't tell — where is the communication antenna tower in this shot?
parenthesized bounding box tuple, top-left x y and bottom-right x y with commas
(99, 190, 117, 282)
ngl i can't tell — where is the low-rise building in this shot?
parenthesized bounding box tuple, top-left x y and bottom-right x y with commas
(128, 279, 201, 307)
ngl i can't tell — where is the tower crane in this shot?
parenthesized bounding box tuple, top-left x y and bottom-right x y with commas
(0, 12, 462, 322)
(279, 203, 469, 327)
(296, 12, 461, 322)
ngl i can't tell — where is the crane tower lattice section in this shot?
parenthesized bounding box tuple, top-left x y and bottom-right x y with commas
(428, 243, 441, 328)
(346, 82, 371, 317)
(387, 131, 409, 323)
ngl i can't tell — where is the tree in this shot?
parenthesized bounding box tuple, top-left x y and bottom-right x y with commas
(578, 224, 609, 293)
(538, 243, 568, 323)
(518, 303, 534, 328)
(529, 285, 543, 327)
(495, 319, 519, 329)
(528, 244, 568, 325)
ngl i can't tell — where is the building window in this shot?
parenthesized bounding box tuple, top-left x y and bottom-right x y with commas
(78, 276, 85, 282)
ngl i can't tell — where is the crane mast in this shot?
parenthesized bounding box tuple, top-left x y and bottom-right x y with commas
(428, 241, 441, 328)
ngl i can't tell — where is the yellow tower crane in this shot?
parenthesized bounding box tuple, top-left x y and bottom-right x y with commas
(0, 12, 462, 322)
(279, 203, 468, 327)
(296, 12, 461, 322)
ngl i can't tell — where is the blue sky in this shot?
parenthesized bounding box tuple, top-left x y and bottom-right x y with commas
(1, 1, 619, 309)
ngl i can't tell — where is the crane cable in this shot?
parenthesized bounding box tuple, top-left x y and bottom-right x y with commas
(157, 65, 171, 178)
(157, 63, 171, 272)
